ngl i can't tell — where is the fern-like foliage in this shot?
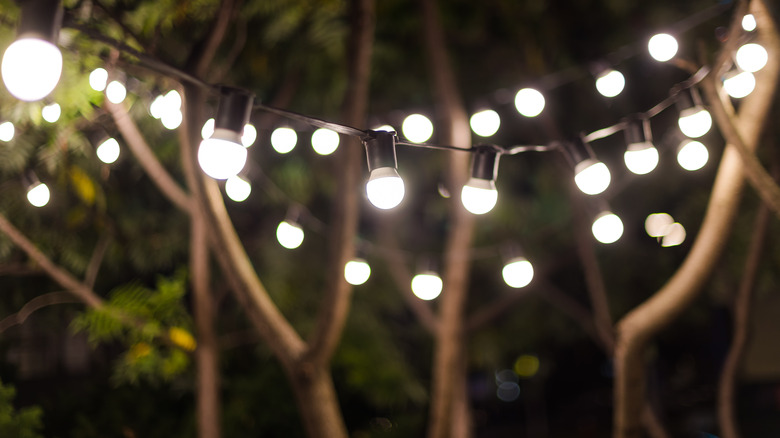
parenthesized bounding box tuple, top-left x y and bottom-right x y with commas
(0, 379, 44, 438)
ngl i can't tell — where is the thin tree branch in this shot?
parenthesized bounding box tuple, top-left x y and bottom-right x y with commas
(210, 17, 248, 83)
(84, 233, 112, 289)
(0, 292, 79, 333)
(192, 0, 237, 78)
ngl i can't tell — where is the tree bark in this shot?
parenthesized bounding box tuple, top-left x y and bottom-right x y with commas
(286, 366, 349, 438)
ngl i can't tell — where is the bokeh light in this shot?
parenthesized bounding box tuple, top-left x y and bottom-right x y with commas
(592, 212, 624, 244)
(645, 213, 674, 237)
(677, 140, 708, 171)
(411, 271, 442, 300)
(344, 259, 371, 286)
(225, 175, 251, 202)
(661, 223, 687, 247)
(402, 114, 434, 143)
(96, 138, 120, 164)
(595, 69, 625, 98)
(514, 355, 540, 378)
(514, 88, 545, 117)
(311, 128, 340, 155)
(648, 33, 678, 62)
(469, 109, 501, 137)
(271, 127, 297, 154)
(0, 121, 14, 142)
(276, 220, 304, 249)
(89, 68, 108, 92)
(41, 103, 61, 123)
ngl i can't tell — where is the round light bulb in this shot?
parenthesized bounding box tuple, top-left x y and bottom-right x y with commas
(366, 167, 405, 210)
(592, 212, 624, 244)
(1, 38, 62, 101)
(163, 90, 182, 112)
(661, 223, 687, 247)
(0, 121, 15, 142)
(736, 43, 768, 73)
(411, 271, 443, 300)
(502, 258, 534, 288)
(198, 130, 248, 179)
(201, 118, 215, 139)
(645, 212, 674, 237)
(96, 137, 120, 164)
(374, 124, 395, 133)
(595, 69, 625, 98)
(344, 259, 371, 286)
(105, 80, 127, 104)
(276, 220, 304, 249)
(469, 109, 501, 137)
(723, 71, 756, 99)
(574, 159, 611, 195)
(678, 106, 712, 138)
(624, 143, 659, 175)
(461, 178, 498, 215)
(677, 140, 708, 171)
(241, 123, 257, 147)
(648, 33, 678, 62)
(514, 88, 545, 117)
(402, 114, 433, 143)
(225, 175, 251, 202)
(41, 102, 61, 123)
(271, 127, 297, 154)
(27, 182, 50, 207)
(150, 95, 166, 119)
(89, 68, 108, 92)
(311, 128, 339, 155)
(161, 109, 183, 130)
(742, 14, 757, 32)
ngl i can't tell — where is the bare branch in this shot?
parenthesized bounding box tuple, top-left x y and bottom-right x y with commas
(193, 0, 237, 78)
(84, 233, 112, 289)
(0, 292, 79, 333)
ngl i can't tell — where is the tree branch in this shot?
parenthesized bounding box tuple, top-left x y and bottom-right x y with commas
(0, 292, 79, 333)
(84, 233, 112, 289)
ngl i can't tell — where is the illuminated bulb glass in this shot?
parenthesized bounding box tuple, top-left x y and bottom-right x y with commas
(271, 127, 297, 154)
(469, 109, 501, 137)
(592, 212, 624, 244)
(374, 124, 395, 133)
(461, 178, 498, 215)
(502, 258, 534, 288)
(411, 271, 443, 300)
(736, 43, 768, 73)
(105, 80, 127, 104)
(595, 69, 625, 98)
(366, 167, 405, 209)
(96, 138, 120, 164)
(723, 71, 755, 98)
(661, 223, 686, 247)
(574, 159, 611, 195)
(624, 143, 659, 175)
(402, 114, 433, 143)
(742, 14, 757, 32)
(311, 128, 339, 155)
(163, 90, 182, 112)
(678, 106, 712, 138)
(198, 129, 248, 179)
(344, 259, 371, 286)
(1, 38, 62, 101)
(677, 140, 708, 171)
(201, 118, 215, 139)
(648, 33, 678, 62)
(0, 121, 14, 142)
(514, 88, 545, 117)
(645, 213, 674, 237)
(241, 124, 257, 147)
(225, 175, 251, 202)
(161, 109, 183, 130)
(27, 182, 50, 207)
(41, 103, 61, 123)
(276, 220, 304, 249)
(150, 95, 166, 119)
(89, 68, 108, 92)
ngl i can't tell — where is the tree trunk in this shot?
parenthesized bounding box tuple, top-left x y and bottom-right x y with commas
(286, 364, 349, 438)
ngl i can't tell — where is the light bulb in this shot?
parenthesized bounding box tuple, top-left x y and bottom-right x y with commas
(201, 118, 215, 139)
(624, 143, 659, 175)
(736, 43, 768, 73)
(469, 109, 501, 137)
(678, 106, 712, 138)
(374, 124, 395, 133)
(723, 71, 755, 98)
(41, 102, 61, 123)
(96, 138, 120, 164)
(242, 123, 257, 147)
(648, 33, 678, 62)
(1, 38, 62, 101)
(89, 68, 108, 92)
(645, 212, 674, 237)
(0, 121, 15, 142)
(461, 178, 498, 215)
(411, 271, 442, 300)
(276, 220, 304, 249)
(661, 223, 686, 247)
(105, 80, 127, 104)
(271, 127, 297, 154)
(402, 114, 433, 143)
(502, 258, 534, 288)
(366, 167, 405, 209)
(161, 109, 183, 130)
(595, 69, 625, 98)
(225, 175, 251, 202)
(27, 182, 50, 207)
(742, 14, 757, 32)
(311, 128, 339, 155)
(574, 159, 611, 195)
(198, 129, 248, 179)
(150, 95, 166, 119)
(677, 140, 708, 171)
(514, 88, 545, 117)
(344, 259, 371, 286)
(592, 212, 624, 244)
(163, 90, 182, 112)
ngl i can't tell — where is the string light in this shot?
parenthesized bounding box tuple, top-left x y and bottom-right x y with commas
(648, 33, 679, 62)
(461, 146, 499, 215)
(159, 90, 183, 130)
(735, 43, 768, 73)
(24, 171, 50, 207)
(89, 68, 108, 92)
(276, 220, 304, 249)
(96, 137, 120, 164)
(41, 102, 61, 123)
(661, 222, 686, 247)
(570, 138, 611, 195)
(344, 258, 371, 286)
(502, 257, 534, 288)
(198, 87, 253, 179)
(271, 127, 298, 154)
(677, 139, 708, 171)
(723, 70, 755, 99)
(402, 114, 433, 143)
(469, 109, 501, 137)
(105, 80, 127, 104)
(242, 124, 257, 147)
(225, 175, 251, 202)
(676, 88, 712, 138)
(623, 119, 658, 175)
(311, 128, 340, 155)
(0, 121, 14, 142)
(514, 88, 545, 117)
(363, 131, 405, 210)
(595, 69, 625, 98)
(150, 94, 166, 119)
(645, 212, 674, 237)
(411, 270, 442, 301)
(592, 211, 623, 244)
(741, 14, 757, 32)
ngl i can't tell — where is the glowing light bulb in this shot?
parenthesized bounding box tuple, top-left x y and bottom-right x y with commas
(461, 178, 498, 215)
(276, 220, 304, 249)
(469, 109, 501, 137)
(742, 14, 757, 32)
(723, 71, 755, 98)
(366, 167, 405, 209)
(595, 69, 625, 98)
(41, 102, 61, 123)
(225, 175, 251, 202)
(0, 121, 14, 142)
(574, 159, 611, 195)
(27, 182, 50, 207)
(678, 106, 712, 138)
(624, 143, 659, 175)
(198, 129, 248, 179)
(648, 33, 678, 62)
(677, 140, 708, 171)
(374, 124, 395, 133)
(89, 68, 108, 92)
(271, 127, 297, 154)
(661, 223, 686, 247)
(411, 271, 442, 300)
(311, 128, 339, 155)
(241, 123, 257, 147)
(150, 95, 165, 119)
(514, 88, 545, 117)
(105, 80, 127, 104)
(502, 258, 534, 288)
(96, 137, 120, 164)
(344, 259, 371, 286)
(645, 213, 674, 237)
(592, 212, 624, 244)
(736, 43, 768, 73)
(161, 110, 183, 130)
(402, 114, 433, 143)
(1, 38, 62, 101)
(201, 118, 215, 139)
